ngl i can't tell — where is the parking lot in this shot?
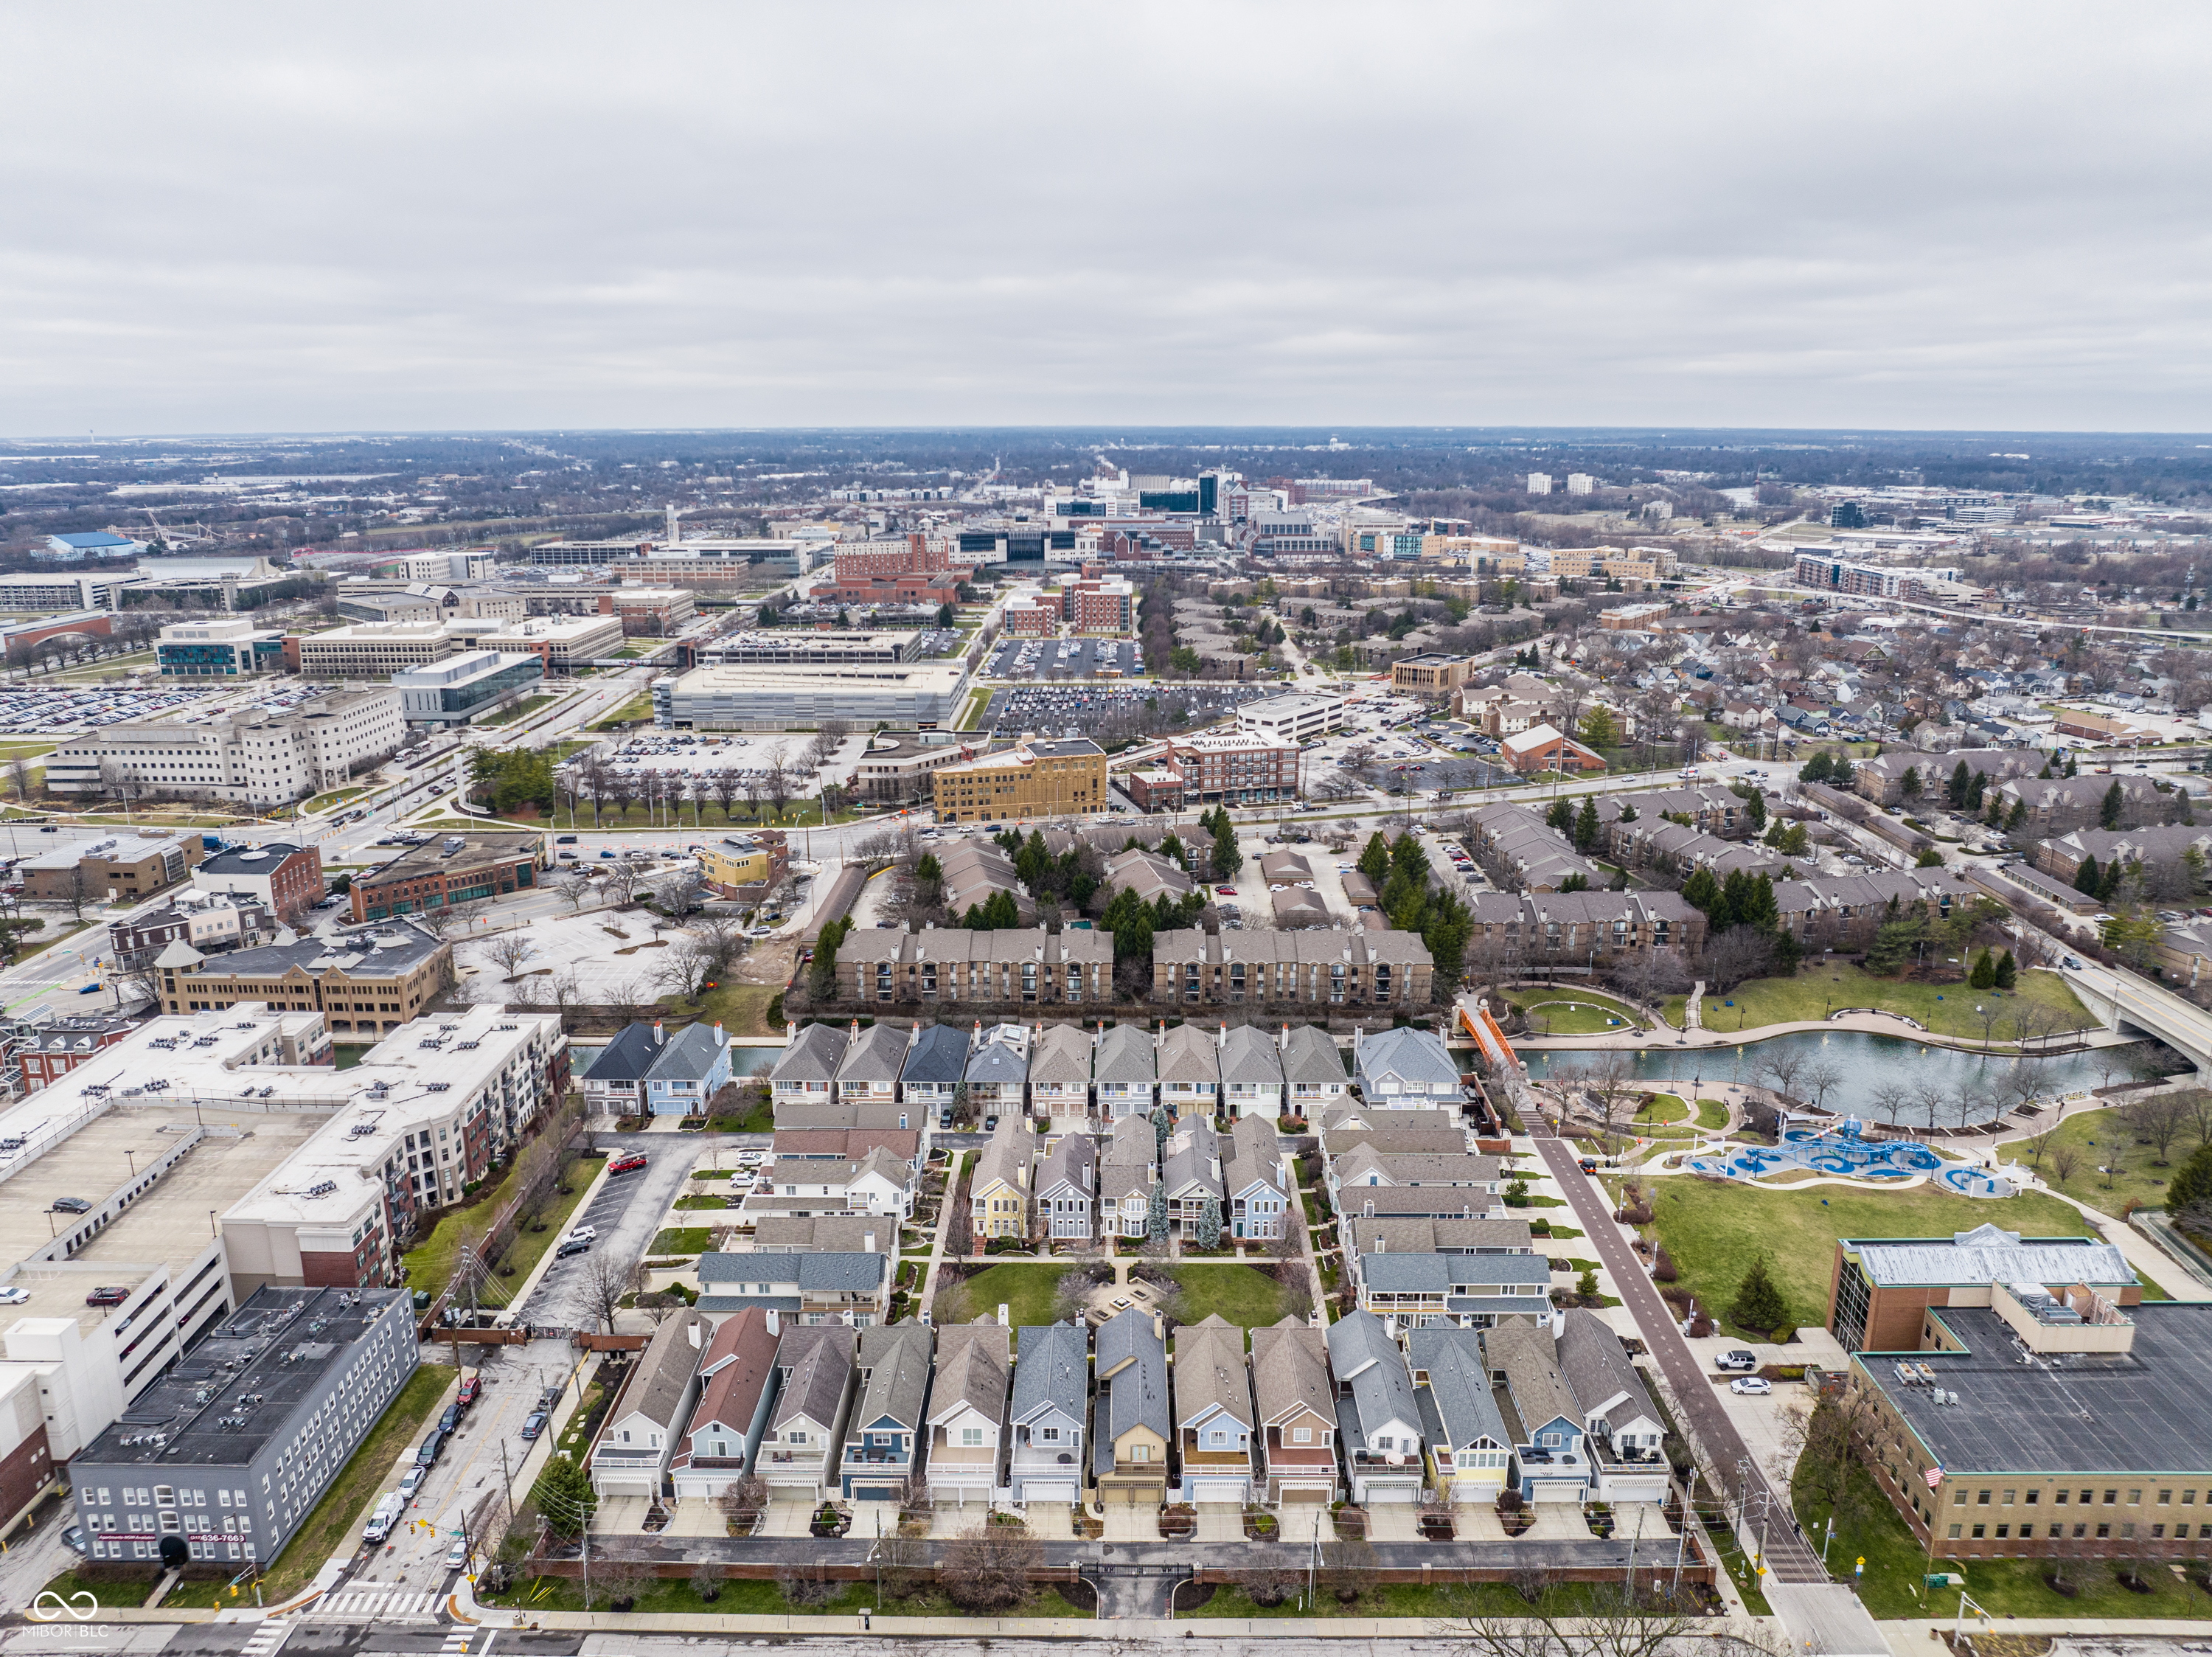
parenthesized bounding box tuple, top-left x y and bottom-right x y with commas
(982, 678, 1273, 737)
(558, 730, 869, 789)
(987, 637, 1141, 678)
(0, 678, 346, 737)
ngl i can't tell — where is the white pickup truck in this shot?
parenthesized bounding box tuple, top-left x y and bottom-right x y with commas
(362, 1493, 403, 1544)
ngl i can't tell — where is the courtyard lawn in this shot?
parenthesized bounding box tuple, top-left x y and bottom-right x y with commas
(1646, 1178, 2095, 1337)
(1666, 962, 2092, 1043)
(1793, 1459, 2212, 1621)
(650, 1226, 717, 1256)
(683, 982, 782, 1040)
(1510, 990, 1645, 1036)
(491, 1158, 599, 1287)
(1634, 1093, 1691, 1127)
(1167, 1262, 1287, 1329)
(1994, 1102, 2203, 1217)
(1695, 1097, 1730, 1130)
(403, 1152, 601, 1295)
(953, 1261, 1070, 1327)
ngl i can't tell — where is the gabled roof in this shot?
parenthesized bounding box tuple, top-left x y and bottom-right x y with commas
(1030, 1021, 1093, 1085)
(772, 1021, 849, 1085)
(1172, 1314, 1251, 1430)
(900, 1022, 969, 1087)
(1484, 1319, 1582, 1436)
(582, 1021, 661, 1085)
(1011, 1320, 1088, 1426)
(1161, 1117, 1222, 1201)
(929, 1321, 1011, 1428)
(1218, 1025, 1285, 1089)
(1279, 1024, 1346, 1088)
(1099, 1115, 1156, 1201)
(1037, 1130, 1095, 1197)
(1155, 1024, 1220, 1086)
(1405, 1325, 1509, 1451)
(681, 1306, 781, 1440)
(965, 1034, 1031, 1088)
(1250, 1316, 1332, 1428)
(852, 1319, 933, 1432)
(971, 1115, 1029, 1197)
(1326, 1310, 1419, 1444)
(1222, 1113, 1285, 1198)
(642, 1021, 726, 1086)
(1094, 1308, 1169, 1471)
(1094, 1024, 1156, 1085)
(1555, 1308, 1658, 1428)
(770, 1324, 855, 1431)
(1353, 1026, 1461, 1093)
(611, 1310, 709, 1435)
(835, 1022, 909, 1086)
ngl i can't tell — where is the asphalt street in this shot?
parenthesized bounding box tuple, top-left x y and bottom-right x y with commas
(510, 1136, 704, 1331)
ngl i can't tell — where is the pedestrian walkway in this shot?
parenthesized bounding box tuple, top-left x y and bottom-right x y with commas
(1685, 981, 1705, 1031)
(237, 1620, 291, 1657)
(307, 1585, 443, 1622)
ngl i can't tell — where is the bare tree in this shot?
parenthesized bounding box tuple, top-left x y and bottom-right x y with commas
(557, 866, 594, 912)
(1802, 1057, 1844, 1114)
(1757, 1046, 1809, 1108)
(716, 1474, 770, 1535)
(603, 860, 639, 906)
(658, 867, 706, 922)
(937, 1521, 1040, 1613)
(2119, 1091, 2191, 1165)
(2048, 1140, 2083, 1190)
(6, 754, 33, 805)
(485, 931, 539, 983)
(580, 1251, 630, 1333)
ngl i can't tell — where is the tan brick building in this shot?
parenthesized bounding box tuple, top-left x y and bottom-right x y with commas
(21, 831, 206, 903)
(1390, 654, 1475, 695)
(837, 925, 1114, 1004)
(1152, 926, 1433, 1007)
(932, 738, 1108, 824)
(156, 919, 453, 1038)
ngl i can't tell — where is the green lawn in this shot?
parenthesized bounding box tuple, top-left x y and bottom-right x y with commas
(1635, 1093, 1691, 1127)
(1994, 1103, 2206, 1216)
(490, 1158, 599, 1288)
(1666, 963, 2092, 1043)
(404, 1162, 533, 1293)
(1695, 1097, 1729, 1130)
(1794, 1459, 2212, 1620)
(1509, 990, 1645, 1035)
(1169, 1262, 1287, 1329)
(650, 1226, 717, 1255)
(481, 1571, 1091, 1618)
(1647, 1179, 2096, 1337)
(588, 689, 657, 730)
(957, 1261, 1071, 1328)
(673, 1193, 733, 1209)
(685, 982, 783, 1041)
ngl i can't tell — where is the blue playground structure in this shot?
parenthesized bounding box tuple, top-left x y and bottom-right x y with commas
(1684, 1114, 1945, 1182)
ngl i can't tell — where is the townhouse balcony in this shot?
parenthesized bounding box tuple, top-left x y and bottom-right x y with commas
(1347, 1447, 1423, 1470)
(590, 1448, 665, 1467)
(844, 1446, 915, 1467)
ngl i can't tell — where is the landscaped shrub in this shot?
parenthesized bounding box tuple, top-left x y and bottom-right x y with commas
(1653, 1247, 1678, 1282)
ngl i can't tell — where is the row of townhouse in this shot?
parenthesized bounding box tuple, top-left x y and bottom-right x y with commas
(577, 1018, 737, 1115)
(602, 1296, 1663, 1515)
(765, 1019, 1463, 1128)
(970, 1109, 1295, 1245)
(1463, 890, 1705, 968)
(837, 925, 1114, 1004)
(1149, 926, 1436, 1006)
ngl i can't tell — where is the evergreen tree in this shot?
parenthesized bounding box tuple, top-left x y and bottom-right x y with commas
(1947, 760, 1971, 807)
(1015, 830, 1051, 890)
(1159, 832, 1188, 868)
(1743, 872, 1781, 935)
(1967, 771, 1987, 810)
(962, 901, 987, 928)
(2073, 853, 2101, 895)
(1729, 1251, 1790, 1334)
(1744, 788, 1767, 832)
(1899, 765, 1921, 802)
(1559, 872, 1590, 893)
(1573, 795, 1601, 852)
(807, 917, 849, 1001)
(533, 1449, 598, 1535)
(2039, 758, 2053, 779)
(2065, 754, 2078, 778)
(1545, 796, 1575, 833)
(1681, 867, 1722, 914)
(1212, 816, 1242, 878)
(1799, 749, 1834, 785)
(2006, 799, 2028, 830)
(981, 889, 1020, 928)
(1993, 950, 2017, 990)
(1194, 1193, 1222, 1249)
(1618, 803, 1638, 823)
(1915, 848, 1945, 867)
(2166, 1142, 2212, 1217)
(916, 852, 942, 883)
(1152, 1103, 1170, 1153)
(1147, 1182, 1169, 1240)
(2098, 858, 2123, 904)
(2101, 780, 2124, 830)
(1390, 830, 1429, 887)
(1969, 948, 1996, 989)
(1357, 832, 1391, 883)
(1830, 753, 1855, 788)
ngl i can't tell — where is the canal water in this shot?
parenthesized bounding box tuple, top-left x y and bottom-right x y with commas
(1523, 1028, 2140, 1128)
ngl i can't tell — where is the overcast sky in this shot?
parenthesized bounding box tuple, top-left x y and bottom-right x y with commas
(4, 4, 2210, 436)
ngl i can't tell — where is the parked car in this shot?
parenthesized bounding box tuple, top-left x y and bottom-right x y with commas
(399, 1465, 427, 1496)
(60, 1523, 86, 1555)
(457, 1375, 481, 1408)
(51, 1196, 91, 1214)
(439, 1404, 462, 1434)
(608, 1153, 648, 1175)
(445, 1537, 470, 1570)
(417, 1431, 446, 1467)
(0, 1286, 29, 1305)
(555, 1237, 591, 1259)
(520, 1411, 548, 1441)
(566, 1226, 597, 1245)
(84, 1286, 129, 1307)
(1716, 1349, 1758, 1372)
(1729, 1377, 1774, 1396)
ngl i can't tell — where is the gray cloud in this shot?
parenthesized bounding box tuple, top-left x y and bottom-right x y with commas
(2, 2, 2209, 434)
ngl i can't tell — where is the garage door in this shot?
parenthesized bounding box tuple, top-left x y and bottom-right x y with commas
(1024, 1481, 1077, 1505)
(855, 1485, 901, 1502)
(1188, 1478, 1246, 1503)
(1366, 1483, 1419, 1502)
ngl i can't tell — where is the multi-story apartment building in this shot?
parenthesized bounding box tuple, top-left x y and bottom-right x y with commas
(932, 737, 1109, 824)
(1063, 575, 1136, 635)
(109, 892, 274, 972)
(349, 830, 543, 925)
(1161, 732, 1300, 807)
(44, 690, 404, 807)
(1463, 890, 1705, 970)
(71, 1286, 417, 1568)
(11, 1012, 137, 1092)
(835, 925, 1113, 1004)
(1150, 927, 1435, 1007)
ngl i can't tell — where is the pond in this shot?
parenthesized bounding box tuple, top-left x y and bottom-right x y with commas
(1522, 1028, 2144, 1129)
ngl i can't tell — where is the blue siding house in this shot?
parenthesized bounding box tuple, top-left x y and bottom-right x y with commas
(641, 1021, 734, 1116)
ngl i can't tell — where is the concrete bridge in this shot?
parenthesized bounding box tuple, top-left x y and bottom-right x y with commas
(2061, 960, 2212, 1081)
